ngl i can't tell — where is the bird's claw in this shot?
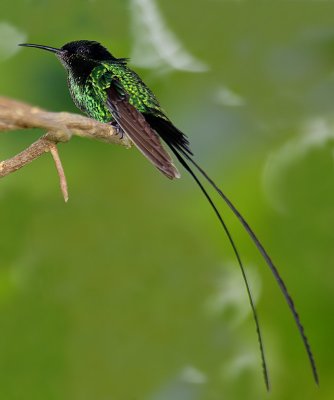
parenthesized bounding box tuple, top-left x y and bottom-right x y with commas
(110, 121, 124, 139)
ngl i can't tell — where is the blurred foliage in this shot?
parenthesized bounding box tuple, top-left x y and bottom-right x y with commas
(0, 1, 333, 399)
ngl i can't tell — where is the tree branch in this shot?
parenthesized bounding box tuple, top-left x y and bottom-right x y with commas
(0, 96, 132, 146)
(0, 96, 132, 200)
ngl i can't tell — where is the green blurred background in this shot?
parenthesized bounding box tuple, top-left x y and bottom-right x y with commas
(0, 1, 333, 399)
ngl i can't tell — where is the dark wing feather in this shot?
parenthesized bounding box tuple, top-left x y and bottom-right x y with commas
(106, 85, 180, 180)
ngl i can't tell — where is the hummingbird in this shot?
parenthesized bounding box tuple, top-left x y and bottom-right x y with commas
(19, 40, 318, 389)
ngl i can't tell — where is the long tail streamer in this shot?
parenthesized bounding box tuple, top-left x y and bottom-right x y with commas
(170, 144, 269, 389)
(168, 143, 318, 388)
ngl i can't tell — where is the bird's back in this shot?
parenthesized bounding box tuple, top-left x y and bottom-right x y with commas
(77, 61, 164, 122)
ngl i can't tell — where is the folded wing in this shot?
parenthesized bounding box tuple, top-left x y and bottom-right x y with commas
(106, 85, 180, 180)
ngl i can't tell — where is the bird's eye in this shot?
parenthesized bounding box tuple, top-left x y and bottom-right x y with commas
(79, 47, 89, 56)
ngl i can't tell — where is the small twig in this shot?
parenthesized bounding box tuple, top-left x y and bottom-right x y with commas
(0, 96, 133, 199)
(0, 135, 55, 177)
(49, 143, 69, 203)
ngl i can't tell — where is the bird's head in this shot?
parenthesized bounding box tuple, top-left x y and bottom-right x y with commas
(19, 40, 115, 79)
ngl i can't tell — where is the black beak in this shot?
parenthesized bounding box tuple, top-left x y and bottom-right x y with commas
(19, 43, 61, 54)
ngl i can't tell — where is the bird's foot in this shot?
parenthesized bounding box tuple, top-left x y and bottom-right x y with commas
(110, 121, 124, 139)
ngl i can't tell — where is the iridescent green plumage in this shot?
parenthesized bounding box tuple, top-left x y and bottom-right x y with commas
(54, 41, 186, 179)
(69, 62, 163, 123)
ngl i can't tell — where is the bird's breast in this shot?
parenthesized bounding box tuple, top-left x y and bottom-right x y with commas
(67, 75, 113, 123)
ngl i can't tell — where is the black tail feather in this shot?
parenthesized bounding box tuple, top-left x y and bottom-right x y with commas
(169, 143, 270, 390)
(143, 113, 193, 156)
(145, 113, 318, 386)
(179, 149, 319, 385)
